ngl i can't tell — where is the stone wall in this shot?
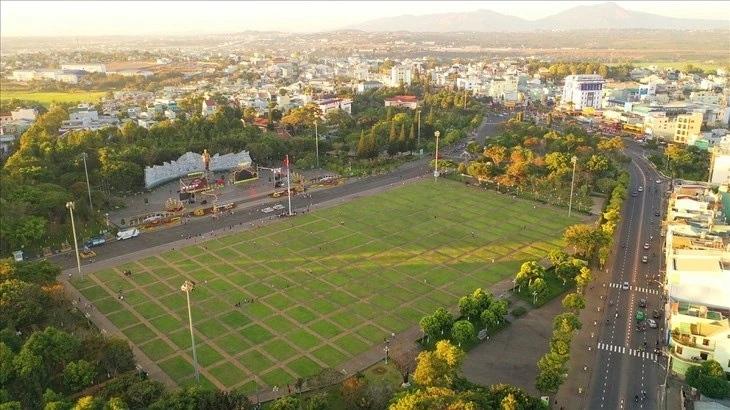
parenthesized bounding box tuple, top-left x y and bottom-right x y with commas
(144, 151, 252, 189)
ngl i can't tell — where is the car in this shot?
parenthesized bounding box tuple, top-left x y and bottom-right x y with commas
(644, 243, 650, 250)
(632, 192, 638, 197)
(636, 311, 645, 321)
(652, 309, 661, 319)
(622, 282, 630, 290)
(647, 318, 657, 328)
(638, 298, 647, 308)
(656, 179, 662, 184)
(655, 211, 661, 217)
(638, 186, 644, 192)
(642, 256, 649, 263)
(261, 207, 274, 213)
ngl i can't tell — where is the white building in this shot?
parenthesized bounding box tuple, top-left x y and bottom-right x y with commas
(60, 63, 106, 73)
(562, 74, 605, 110)
(390, 65, 412, 87)
(315, 98, 352, 118)
(201, 99, 217, 117)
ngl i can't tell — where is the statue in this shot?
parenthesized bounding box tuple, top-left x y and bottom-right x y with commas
(202, 149, 211, 171)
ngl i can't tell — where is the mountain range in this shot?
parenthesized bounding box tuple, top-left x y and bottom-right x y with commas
(341, 2, 730, 32)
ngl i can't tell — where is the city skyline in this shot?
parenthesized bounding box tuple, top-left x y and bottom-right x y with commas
(1, 1, 729, 37)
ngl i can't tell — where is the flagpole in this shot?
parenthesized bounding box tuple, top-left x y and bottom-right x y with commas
(286, 155, 293, 216)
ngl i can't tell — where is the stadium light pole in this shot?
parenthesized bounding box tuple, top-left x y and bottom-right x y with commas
(568, 156, 578, 217)
(416, 109, 421, 150)
(66, 202, 82, 279)
(181, 280, 200, 386)
(314, 121, 320, 169)
(434, 131, 440, 182)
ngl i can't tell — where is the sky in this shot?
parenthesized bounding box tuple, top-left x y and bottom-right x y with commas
(1, 1, 729, 37)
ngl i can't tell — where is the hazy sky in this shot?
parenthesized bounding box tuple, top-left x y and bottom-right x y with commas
(1, 1, 728, 37)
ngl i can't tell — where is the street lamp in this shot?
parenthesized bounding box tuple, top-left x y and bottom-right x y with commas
(533, 291, 538, 305)
(384, 345, 390, 364)
(434, 131, 440, 182)
(314, 121, 319, 169)
(568, 155, 578, 217)
(66, 202, 82, 279)
(416, 109, 421, 151)
(81, 152, 93, 212)
(181, 280, 201, 386)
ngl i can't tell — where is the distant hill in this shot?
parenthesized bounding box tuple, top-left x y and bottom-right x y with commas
(342, 2, 730, 32)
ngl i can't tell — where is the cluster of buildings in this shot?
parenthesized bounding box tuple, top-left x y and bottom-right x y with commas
(661, 180, 730, 377)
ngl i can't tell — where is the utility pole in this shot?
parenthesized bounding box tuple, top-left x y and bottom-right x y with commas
(82, 152, 93, 212)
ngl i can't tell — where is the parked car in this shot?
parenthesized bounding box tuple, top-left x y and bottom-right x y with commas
(638, 298, 647, 308)
(652, 309, 662, 318)
(636, 311, 645, 321)
(655, 211, 661, 217)
(86, 237, 106, 248)
(116, 228, 139, 240)
(647, 318, 657, 328)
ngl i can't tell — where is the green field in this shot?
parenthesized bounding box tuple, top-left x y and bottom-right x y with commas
(621, 61, 729, 72)
(70, 180, 577, 392)
(0, 91, 106, 106)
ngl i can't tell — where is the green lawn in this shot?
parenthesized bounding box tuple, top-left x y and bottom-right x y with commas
(72, 179, 576, 391)
(0, 91, 107, 107)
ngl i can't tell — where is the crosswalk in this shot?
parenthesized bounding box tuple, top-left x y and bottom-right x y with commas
(609, 282, 660, 294)
(597, 342, 659, 361)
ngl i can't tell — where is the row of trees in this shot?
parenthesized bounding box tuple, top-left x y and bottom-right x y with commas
(419, 289, 508, 348)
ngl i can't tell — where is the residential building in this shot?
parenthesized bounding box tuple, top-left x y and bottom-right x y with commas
(0, 112, 13, 126)
(674, 112, 703, 144)
(562, 74, 605, 110)
(11, 108, 37, 122)
(488, 77, 518, 101)
(644, 113, 675, 139)
(314, 98, 352, 117)
(390, 65, 412, 87)
(202, 99, 218, 117)
(690, 91, 722, 106)
(356, 81, 383, 94)
(384, 95, 419, 110)
(663, 184, 730, 376)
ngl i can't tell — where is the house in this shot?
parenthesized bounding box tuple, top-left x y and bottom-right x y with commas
(384, 95, 420, 110)
(314, 98, 352, 117)
(201, 99, 217, 117)
(11, 108, 38, 122)
(0, 112, 12, 126)
(356, 81, 383, 94)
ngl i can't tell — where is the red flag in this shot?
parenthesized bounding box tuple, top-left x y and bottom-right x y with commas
(284, 155, 289, 167)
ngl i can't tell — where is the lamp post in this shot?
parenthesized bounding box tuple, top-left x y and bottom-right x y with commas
(104, 213, 109, 233)
(384, 345, 390, 364)
(81, 152, 93, 212)
(314, 121, 319, 169)
(533, 291, 538, 305)
(568, 155, 578, 217)
(416, 109, 421, 151)
(181, 280, 200, 386)
(434, 131, 440, 182)
(66, 202, 82, 278)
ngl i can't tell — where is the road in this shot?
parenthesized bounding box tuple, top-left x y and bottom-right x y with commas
(587, 140, 669, 409)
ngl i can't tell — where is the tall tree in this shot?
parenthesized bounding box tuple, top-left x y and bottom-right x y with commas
(412, 340, 464, 388)
(450, 320, 475, 347)
(398, 123, 407, 153)
(356, 130, 367, 158)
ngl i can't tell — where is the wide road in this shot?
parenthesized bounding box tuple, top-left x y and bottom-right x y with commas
(50, 113, 505, 271)
(588, 140, 669, 409)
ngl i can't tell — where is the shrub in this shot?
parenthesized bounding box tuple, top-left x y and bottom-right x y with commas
(511, 307, 527, 317)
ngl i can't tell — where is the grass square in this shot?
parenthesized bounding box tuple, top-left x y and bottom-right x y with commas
(243, 302, 273, 320)
(159, 355, 194, 382)
(309, 319, 343, 339)
(333, 333, 369, 356)
(240, 324, 274, 345)
(266, 315, 298, 334)
(197, 320, 229, 339)
(209, 361, 249, 388)
(134, 302, 165, 319)
(262, 339, 298, 362)
(216, 334, 250, 356)
(79, 285, 110, 302)
(287, 306, 318, 324)
(95, 297, 124, 315)
(237, 349, 274, 374)
(198, 298, 232, 316)
(149, 314, 183, 334)
(264, 293, 296, 311)
(219, 311, 252, 329)
(107, 310, 139, 329)
(288, 329, 322, 351)
(168, 329, 194, 350)
(158, 294, 187, 311)
(130, 271, 157, 286)
(311, 345, 349, 368)
(287, 356, 322, 378)
(260, 367, 296, 388)
(195, 343, 225, 367)
(144, 282, 173, 298)
(139, 338, 175, 361)
(309, 298, 339, 316)
(122, 323, 157, 345)
(329, 311, 364, 329)
(356, 324, 388, 344)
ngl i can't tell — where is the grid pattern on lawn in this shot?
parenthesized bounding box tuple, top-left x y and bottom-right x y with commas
(71, 180, 573, 392)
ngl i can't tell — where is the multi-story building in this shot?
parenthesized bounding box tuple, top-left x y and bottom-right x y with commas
(562, 74, 605, 110)
(674, 112, 703, 144)
(201, 99, 218, 117)
(384, 95, 419, 110)
(315, 98, 352, 117)
(390, 65, 411, 87)
(60, 63, 106, 73)
(662, 184, 730, 375)
(488, 77, 519, 100)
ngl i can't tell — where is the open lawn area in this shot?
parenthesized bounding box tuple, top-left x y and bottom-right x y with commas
(70, 179, 577, 392)
(0, 91, 106, 106)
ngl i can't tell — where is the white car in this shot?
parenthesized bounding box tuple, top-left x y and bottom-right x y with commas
(638, 186, 644, 192)
(261, 207, 275, 213)
(642, 256, 649, 263)
(622, 282, 630, 290)
(272, 204, 285, 210)
(643, 243, 650, 250)
(647, 318, 657, 328)
(656, 179, 662, 184)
